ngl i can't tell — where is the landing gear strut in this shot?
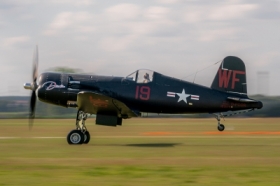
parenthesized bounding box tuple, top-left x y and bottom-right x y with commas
(212, 109, 255, 132)
(214, 113, 225, 132)
(67, 110, 91, 145)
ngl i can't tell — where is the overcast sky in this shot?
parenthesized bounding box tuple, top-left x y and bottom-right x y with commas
(0, 0, 279, 96)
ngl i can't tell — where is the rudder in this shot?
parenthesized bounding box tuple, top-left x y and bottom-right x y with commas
(211, 56, 247, 94)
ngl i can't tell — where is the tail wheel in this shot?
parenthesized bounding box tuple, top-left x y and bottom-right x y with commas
(218, 124, 225, 131)
(67, 130, 84, 145)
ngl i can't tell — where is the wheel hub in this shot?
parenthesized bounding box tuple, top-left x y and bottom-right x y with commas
(70, 133, 81, 143)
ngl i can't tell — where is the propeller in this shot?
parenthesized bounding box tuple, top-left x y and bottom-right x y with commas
(24, 46, 39, 129)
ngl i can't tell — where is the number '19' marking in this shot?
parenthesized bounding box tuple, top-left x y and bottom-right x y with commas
(135, 86, 150, 100)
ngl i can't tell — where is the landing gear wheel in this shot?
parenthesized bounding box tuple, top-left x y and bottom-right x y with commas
(218, 124, 225, 132)
(83, 131, 91, 144)
(67, 130, 84, 145)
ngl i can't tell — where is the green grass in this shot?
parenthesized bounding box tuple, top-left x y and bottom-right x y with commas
(0, 118, 280, 185)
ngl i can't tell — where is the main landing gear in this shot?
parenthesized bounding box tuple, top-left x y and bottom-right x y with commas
(67, 110, 91, 145)
(214, 113, 225, 132)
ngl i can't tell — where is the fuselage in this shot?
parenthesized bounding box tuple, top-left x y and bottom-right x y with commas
(36, 71, 262, 115)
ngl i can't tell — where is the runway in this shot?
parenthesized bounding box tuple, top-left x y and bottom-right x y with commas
(1, 130, 280, 140)
(142, 131, 280, 136)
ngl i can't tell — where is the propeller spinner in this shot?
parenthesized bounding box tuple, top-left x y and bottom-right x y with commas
(23, 46, 39, 129)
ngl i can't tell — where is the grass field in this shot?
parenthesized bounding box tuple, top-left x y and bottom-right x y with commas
(0, 118, 280, 186)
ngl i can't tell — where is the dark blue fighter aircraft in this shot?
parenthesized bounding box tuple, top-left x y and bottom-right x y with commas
(24, 46, 263, 145)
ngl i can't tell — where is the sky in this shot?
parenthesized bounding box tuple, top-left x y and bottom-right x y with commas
(0, 0, 279, 96)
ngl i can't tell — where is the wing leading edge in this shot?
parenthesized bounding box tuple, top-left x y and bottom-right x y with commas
(77, 91, 140, 118)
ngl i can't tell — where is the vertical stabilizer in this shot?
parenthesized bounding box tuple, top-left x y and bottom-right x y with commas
(211, 56, 247, 94)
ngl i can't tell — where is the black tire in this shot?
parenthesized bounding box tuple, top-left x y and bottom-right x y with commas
(217, 124, 225, 131)
(67, 130, 84, 145)
(84, 131, 91, 144)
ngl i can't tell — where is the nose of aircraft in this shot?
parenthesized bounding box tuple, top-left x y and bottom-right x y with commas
(37, 72, 69, 107)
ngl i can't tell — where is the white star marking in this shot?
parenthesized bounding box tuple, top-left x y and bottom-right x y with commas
(176, 89, 190, 103)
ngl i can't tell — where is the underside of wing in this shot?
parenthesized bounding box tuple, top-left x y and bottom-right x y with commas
(77, 91, 140, 118)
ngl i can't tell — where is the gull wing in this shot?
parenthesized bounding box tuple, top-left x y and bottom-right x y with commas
(77, 91, 140, 118)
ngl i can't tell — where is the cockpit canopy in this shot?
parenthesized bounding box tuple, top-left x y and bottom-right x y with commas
(126, 69, 154, 84)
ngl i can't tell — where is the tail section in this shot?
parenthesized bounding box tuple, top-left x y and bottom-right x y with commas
(211, 56, 247, 94)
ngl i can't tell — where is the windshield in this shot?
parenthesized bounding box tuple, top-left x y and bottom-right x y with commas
(126, 71, 137, 81)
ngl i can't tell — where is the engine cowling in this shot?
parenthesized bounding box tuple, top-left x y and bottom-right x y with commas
(37, 72, 69, 107)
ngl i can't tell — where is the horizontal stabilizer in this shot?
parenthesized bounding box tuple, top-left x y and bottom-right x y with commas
(227, 97, 258, 103)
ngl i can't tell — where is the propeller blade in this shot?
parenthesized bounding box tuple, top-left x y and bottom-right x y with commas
(33, 45, 38, 84)
(29, 90, 36, 130)
(29, 46, 39, 130)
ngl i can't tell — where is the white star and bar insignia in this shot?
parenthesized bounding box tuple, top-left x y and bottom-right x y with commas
(167, 89, 199, 104)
